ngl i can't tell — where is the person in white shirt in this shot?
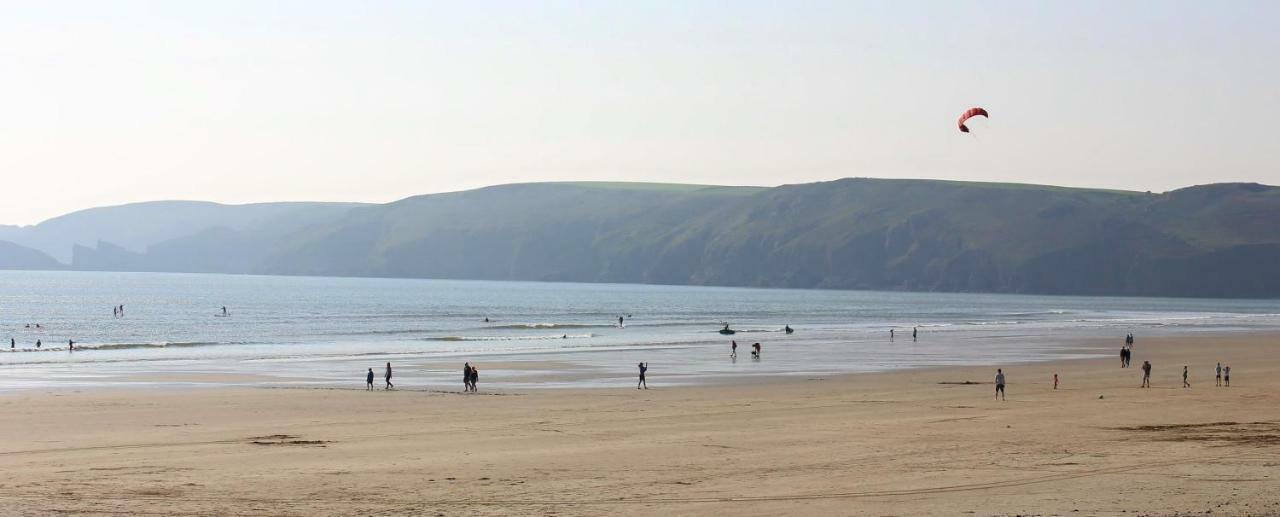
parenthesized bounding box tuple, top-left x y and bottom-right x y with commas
(994, 369, 1006, 401)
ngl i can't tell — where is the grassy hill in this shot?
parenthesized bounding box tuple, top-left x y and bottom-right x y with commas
(245, 179, 1280, 298)
(19, 178, 1280, 298)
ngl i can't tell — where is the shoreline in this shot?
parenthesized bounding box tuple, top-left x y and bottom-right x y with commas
(4, 332, 1279, 515)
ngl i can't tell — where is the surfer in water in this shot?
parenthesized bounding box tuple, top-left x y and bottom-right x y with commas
(784, 325, 793, 334)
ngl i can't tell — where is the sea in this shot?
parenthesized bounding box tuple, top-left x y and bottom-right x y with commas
(1, 271, 1277, 391)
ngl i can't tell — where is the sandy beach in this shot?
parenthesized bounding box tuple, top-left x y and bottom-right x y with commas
(2, 334, 1278, 516)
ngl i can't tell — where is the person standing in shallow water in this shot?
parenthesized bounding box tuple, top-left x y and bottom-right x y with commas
(637, 362, 648, 389)
(912, 327, 918, 341)
(384, 362, 393, 390)
(366, 368, 374, 390)
(731, 340, 737, 358)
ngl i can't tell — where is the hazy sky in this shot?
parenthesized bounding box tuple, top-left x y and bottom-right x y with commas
(1, 1, 1277, 225)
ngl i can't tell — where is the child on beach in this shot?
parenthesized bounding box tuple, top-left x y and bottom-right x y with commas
(1224, 365, 1230, 387)
(366, 368, 374, 390)
(995, 369, 1006, 401)
(470, 366, 479, 392)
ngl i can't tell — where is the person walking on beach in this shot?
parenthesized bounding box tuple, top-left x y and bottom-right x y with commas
(68, 339, 74, 352)
(1120, 346, 1128, 368)
(1053, 373, 1058, 390)
(1216, 362, 1222, 387)
(751, 342, 761, 359)
(1182, 365, 1190, 388)
(995, 369, 1006, 401)
(912, 327, 918, 341)
(637, 362, 648, 389)
(463, 363, 473, 392)
(36, 339, 41, 349)
(731, 340, 737, 358)
(890, 328, 895, 341)
(384, 362, 393, 390)
(1224, 365, 1231, 387)
(470, 366, 479, 392)
(1141, 361, 1152, 388)
(618, 316, 624, 328)
(366, 368, 374, 390)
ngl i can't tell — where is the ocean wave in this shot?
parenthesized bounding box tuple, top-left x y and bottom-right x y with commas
(485, 323, 615, 330)
(425, 334, 594, 342)
(73, 341, 224, 351)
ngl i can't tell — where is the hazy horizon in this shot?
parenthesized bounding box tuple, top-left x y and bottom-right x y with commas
(3, 1, 1278, 225)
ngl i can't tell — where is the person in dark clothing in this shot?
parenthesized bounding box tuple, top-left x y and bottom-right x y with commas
(463, 363, 473, 392)
(1141, 361, 1152, 388)
(637, 362, 648, 389)
(470, 366, 479, 392)
(366, 368, 374, 390)
(384, 362, 393, 390)
(731, 340, 737, 358)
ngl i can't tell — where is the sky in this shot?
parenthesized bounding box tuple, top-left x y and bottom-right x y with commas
(1, 1, 1277, 225)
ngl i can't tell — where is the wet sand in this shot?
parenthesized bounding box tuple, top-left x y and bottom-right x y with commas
(2, 334, 1278, 516)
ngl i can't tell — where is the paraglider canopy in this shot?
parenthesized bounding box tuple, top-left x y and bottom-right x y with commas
(957, 107, 988, 133)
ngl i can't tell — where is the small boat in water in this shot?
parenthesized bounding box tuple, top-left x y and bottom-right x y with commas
(719, 323, 736, 335)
